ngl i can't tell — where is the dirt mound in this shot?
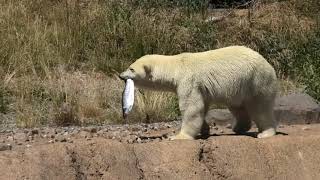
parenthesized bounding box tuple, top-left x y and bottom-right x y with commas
(1, 124, 320, 180)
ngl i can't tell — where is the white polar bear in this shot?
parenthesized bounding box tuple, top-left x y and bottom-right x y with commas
(120, 46, 278, 140)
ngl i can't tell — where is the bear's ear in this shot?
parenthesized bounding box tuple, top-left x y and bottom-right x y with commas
(143, 65, 153, 80)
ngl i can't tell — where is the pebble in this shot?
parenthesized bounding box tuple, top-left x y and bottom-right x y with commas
(127, 139, 134, 144)
(83, 127, 97, 133)
(14, 133, 27, 142)
(31, 129, 39, 135)
(26, 144, 32, 148)
(55, 129, 62, 134)
(0, 143, 12, 151)
(97, 130, 104, 136)
(7, 136, 14, 141)
(79, 131, 92, 138)
(0, 121, 184, 145)
(63, 132, 69, 136)
(302, 126, 310, 131)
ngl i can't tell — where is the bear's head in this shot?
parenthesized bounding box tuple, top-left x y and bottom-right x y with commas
(119, 56, 153, 85)
(119, 55, 177, 91)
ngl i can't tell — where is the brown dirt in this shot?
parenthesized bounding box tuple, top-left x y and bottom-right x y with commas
(0, 124, 320, 180)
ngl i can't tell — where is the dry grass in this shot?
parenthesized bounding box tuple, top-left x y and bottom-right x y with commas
(0, 0, 213, 127)
(0, 0, 216, 75)
(1, 67, 177, 127)
(134, 91, 178, 123)
(0, 0, 319, 127)
(215, 0, 320, 98)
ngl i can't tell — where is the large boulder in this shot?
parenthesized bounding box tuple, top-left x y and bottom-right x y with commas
(206, 93, 320, 125)
(274, 93, 320, 124)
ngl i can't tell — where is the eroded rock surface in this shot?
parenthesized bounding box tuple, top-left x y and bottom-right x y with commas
(1, 124, 320, 180)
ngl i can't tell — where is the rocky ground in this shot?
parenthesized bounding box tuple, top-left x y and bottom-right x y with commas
(1, 122, 320, 180)
(0, 93, 319, 180)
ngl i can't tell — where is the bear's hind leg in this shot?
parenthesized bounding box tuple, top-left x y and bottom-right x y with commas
(246, 98, 276, 138)
(229, 106, 252, 134)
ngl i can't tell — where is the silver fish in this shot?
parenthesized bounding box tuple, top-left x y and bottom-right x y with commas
(122, 79, 135, 119)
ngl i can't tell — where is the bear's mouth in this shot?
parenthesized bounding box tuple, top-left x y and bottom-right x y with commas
(118, 74, 126, 81)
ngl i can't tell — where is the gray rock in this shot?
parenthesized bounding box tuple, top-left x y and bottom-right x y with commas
(43, 128, 56, 138)
(14, 133, 27, 142)
(83, 127, 97, 133)
(226, 123, 232, 129)
(79, 131, 92, 139)
(26, 144, 32, 148)
(164, 123, 172, 128)
(7, 136, 14, 142)
(55, 134, 67, 142)
(274, 93, 320, 124)
(54, 128, 62, 134)
(302, 126, 311, 131)
(206, 93, 320, 126)
(275, 93, 319, 110)
(0, 144, 12, 151)
(127, 139, 134, 144)
(31, 129, 39, 135)
(97, 130, 104, 136)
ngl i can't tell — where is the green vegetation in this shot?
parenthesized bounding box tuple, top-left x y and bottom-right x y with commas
(215, 0, 320, 100)
(0, 0, 319, 127)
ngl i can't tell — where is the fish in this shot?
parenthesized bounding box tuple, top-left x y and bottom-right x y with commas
(122, 79, 135, 119)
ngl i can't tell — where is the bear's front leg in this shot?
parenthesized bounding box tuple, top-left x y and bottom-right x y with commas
(169, 87, 206, 140)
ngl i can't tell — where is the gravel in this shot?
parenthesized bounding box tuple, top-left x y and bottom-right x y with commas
(0, 120, 229, 149)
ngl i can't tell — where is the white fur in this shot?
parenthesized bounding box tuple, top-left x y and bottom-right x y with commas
(120, 46, 278, 139)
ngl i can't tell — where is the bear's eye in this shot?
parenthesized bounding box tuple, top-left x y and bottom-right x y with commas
(129, 68, 135, 72)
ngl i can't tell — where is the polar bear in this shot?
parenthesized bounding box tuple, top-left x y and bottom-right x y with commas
(119, 46, 277, 140)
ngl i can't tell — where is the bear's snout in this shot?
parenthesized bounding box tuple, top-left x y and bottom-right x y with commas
(119, 70, 134, 80)
(119, 73, 127, 80)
